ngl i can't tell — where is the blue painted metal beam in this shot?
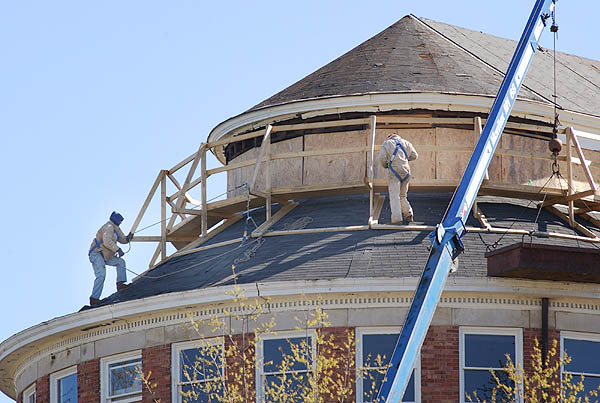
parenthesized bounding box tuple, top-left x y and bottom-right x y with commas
(377, 1, 556, 401)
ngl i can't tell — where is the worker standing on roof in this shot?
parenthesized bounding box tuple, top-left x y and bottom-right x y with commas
(378, 133, 418, 224)
(88, 212, 133, 306)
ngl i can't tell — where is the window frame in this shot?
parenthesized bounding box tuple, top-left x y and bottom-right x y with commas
(23, 383, 36, 403)
(459, 327, 523, 403)
(100, 350, 142, 403)
(171, 338, 225, 403)
(49, 366, 77, 403)
(255, 330, 317, 402)
(355, 327, 421, 403)
(560, 331, 600, 390)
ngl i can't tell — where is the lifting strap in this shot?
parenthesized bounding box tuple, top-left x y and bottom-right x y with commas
(389, 139, 410, 183)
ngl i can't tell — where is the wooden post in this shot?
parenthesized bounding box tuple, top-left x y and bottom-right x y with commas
(160, 171, 167, 260)
(201, 145, 207, 236)
(474, 117, 489, 180)
(566, 129, 574, 226)
(249, 125, 273, 191)
(569, 128, 598, 191)
(369, 115, 377, 221)
(266, 132, 272, 220)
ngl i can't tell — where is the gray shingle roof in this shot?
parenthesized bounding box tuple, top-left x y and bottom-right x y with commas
(101, 193, 600, 306)
(249, 15, 600, 117)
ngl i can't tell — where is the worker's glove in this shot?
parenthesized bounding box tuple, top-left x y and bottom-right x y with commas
(116, 248, 124, 258)
(126, 232, 134, 242)
(384, 162, 389, 169)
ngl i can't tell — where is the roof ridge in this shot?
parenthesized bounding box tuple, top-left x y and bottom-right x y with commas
(411, 14, 554, 106)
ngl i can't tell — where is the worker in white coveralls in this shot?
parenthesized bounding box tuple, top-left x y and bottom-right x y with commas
(378, 134, 418, 224)
(88, 212, 133, 306)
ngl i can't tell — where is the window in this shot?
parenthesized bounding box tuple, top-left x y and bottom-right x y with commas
(561, 331, 600, 395)
(356, 328, 420, 403)
(23, 383, 36, 403)
(101, 351, 142, 403)
(256, 331, 316, 403)
(49, 366, 77, 403)
(172, 339, 225, 403)
(460, 327, 522, 403)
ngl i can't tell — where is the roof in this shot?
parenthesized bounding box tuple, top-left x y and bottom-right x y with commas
(249, 15, 600, 117)
(100, 193, 600, 306)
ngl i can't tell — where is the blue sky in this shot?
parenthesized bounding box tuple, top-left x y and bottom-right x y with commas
(1, 1, 598, 401)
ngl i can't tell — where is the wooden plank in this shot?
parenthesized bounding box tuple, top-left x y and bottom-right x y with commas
(168, 152, 196, 174)
(569, 127, 598, 191)
(175, 238, 244, 257)
(251, 202, 298, 237)
(262, 225, 370, 237)
(249, 125, 272, 191)
(473, 199, 492, 230)
(201, 146, 207, 236)
(545, 205, 598, 239)
(580, 213, 600, 230)
(177, 214, 244, 252)
(370, 193, 385, 225)
(129, 171, 163, 234)
(172, 207, 229, 217)
(271, 146, 369, 160)
(271, 118, 370, 132)
(168, 143, 205, 231)
(266, 131, 272, 220)
(540, 189, 596, 207)
(474, 117, 488, 180)
(206, 159, 256, 176)
(368, 115, 377, 221)
(167, 173, 182, 190)
(376, 116, 472, 125)
(566, 130, 574, 225)
(160, 172, 167, 260)
(149, 243, 162, 268)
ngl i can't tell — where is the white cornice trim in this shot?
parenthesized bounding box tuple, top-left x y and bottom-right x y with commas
(2, 276, 600, 365)
(207, 92, 600, 163)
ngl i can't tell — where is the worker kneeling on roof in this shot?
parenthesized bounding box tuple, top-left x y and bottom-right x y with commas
(88, 211, 133, 306)
(377, 133, 418, 224)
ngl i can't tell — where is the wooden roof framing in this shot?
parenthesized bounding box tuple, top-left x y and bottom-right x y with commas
(127, 113, 600, 269)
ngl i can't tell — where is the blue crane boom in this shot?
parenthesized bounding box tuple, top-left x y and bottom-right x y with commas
(377, 1, 556, 401)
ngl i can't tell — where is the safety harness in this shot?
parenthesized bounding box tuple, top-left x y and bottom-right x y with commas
(389, 139, 410, 183)
(89, 228, 119, 256)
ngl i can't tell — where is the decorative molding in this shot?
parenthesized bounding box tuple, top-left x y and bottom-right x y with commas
(6, 276, 600, 398)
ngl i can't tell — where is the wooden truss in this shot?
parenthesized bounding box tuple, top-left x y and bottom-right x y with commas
(129, 115, 600, 269)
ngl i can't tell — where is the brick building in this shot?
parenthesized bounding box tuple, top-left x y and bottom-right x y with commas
(2, 15, 600, 403)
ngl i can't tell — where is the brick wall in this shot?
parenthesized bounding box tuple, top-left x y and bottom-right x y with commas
(421, 325, 460, 402)
(142, 345, 171, 403)
(226, 333, 256, 402)
(77, 359, 99, 403)
(319, 327, 356, 403)
(35, 376, 48, 403)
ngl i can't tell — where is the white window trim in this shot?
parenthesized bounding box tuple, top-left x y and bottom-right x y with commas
(255, 330, 317, 402)
(560, 331, 600, 382)
(171, 338, 225, 403)
(459, 327, 523, 403)
(355, 327, 421, 403)
(49, 366, 77, 403)
(23, 383, 36, 403)
(100, 350, 142, 403)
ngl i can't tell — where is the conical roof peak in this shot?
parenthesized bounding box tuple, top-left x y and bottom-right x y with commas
(248, 15, 600, 117)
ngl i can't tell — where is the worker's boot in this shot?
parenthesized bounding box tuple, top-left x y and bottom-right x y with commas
(117, 282, 130, 292)
(404, 214, 414, 224)
(89, 297, 101, 306)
